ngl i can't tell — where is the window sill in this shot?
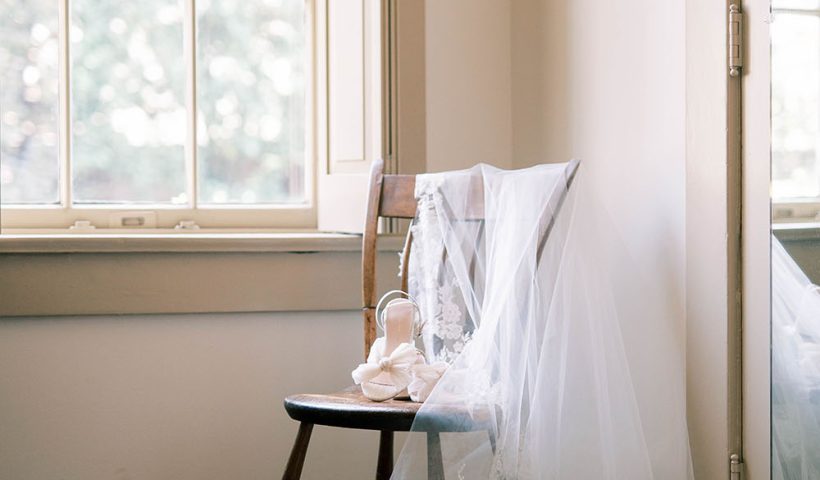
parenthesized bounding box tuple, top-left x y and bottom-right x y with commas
(0, 231, 405, 253)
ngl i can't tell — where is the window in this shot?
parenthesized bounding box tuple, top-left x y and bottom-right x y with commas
(771, 1, 820, 222)
(1, 0, 316, 230)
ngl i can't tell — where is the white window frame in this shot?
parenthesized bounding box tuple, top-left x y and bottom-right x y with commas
(1, 0, 325, 232)
(772, 199, 820, 223)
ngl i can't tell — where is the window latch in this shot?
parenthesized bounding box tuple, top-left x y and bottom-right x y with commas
(174, 220, 200, 230)
(108, 211, 157, 228)
(69, 220, 96, 230)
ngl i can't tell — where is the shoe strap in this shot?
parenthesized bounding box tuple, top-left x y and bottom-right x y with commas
(375, 289, 425, 336)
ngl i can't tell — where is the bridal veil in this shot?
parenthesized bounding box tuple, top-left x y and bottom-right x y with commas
(772, 237, 820, 479)
(393, 161, 692, 479)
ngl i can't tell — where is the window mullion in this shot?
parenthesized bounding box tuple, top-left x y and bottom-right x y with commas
(185, 0, 198, 210)
(58, 0, 71, 210)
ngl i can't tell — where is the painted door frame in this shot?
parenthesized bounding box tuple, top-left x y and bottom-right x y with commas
(741, 0, 772, 477)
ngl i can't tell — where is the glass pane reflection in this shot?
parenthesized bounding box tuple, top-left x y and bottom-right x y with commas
(0, 0, 60, 204)
(71, 0, 187, 204)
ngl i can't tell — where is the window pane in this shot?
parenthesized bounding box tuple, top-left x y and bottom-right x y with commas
(0, 0, 60, 204)
(197, 0, 306, 205)
(773, 0, 819, 9)
(771, 6, 820, 199)
(71, 0, 186, 204)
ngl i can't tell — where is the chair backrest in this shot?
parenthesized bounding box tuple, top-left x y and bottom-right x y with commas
(361, 159, 416, 359)
(360, 159, 580, 359)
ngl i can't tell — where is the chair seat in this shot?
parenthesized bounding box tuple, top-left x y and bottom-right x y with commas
(284, 385, 421, 431)
(284, 385, 494, 433)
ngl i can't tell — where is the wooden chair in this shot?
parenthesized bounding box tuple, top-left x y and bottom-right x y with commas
(282, 158, 579, 479)
(282, 158, 442, 480)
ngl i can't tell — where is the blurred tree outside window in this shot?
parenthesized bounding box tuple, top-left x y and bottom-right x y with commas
(0, 0, 60, 204)
(0, 0, 307, 207)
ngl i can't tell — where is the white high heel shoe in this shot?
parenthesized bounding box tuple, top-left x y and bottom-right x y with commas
(407, 361, 448, 403)
(352, 291, 426, 402)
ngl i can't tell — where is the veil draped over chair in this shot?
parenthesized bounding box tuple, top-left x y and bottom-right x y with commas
(394, 161, 692, 479)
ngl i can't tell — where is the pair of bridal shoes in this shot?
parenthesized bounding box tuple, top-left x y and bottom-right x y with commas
(352, 291, 447, 402)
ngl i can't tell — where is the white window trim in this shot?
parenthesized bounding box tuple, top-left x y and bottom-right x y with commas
(0, 204, 316, 231)
(315, 0, 384, 233)
(1, 0, 324, 231)
(772, 199, 820, 223)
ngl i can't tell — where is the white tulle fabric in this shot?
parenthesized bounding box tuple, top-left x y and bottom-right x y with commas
(392, 161, 692, 479)
(772, 236, 820, 480)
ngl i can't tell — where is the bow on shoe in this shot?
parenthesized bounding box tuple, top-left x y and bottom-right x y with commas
(352, 339, 418, 388)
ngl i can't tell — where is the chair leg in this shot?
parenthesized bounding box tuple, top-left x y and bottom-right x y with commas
(282, 422, 313, 480)
(376, 430, 394, 480)
(426, 432, 444, 480)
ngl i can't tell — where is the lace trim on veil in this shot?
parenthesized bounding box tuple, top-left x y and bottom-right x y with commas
(409, 176, 477, 364)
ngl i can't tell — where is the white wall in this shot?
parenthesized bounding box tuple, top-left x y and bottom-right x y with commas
(566, 0, 686, 283)
(522, 1, 730, 476)
(511, 0, 570, 165)
(511, 0, 686, 328)
(525, 0, 691, 474)
(0, 311, 378, 480)
(424, 0, 513, 172)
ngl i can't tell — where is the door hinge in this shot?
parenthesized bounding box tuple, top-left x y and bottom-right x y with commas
(728, 4, 743, 77)
(730, 453, 743, 480)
